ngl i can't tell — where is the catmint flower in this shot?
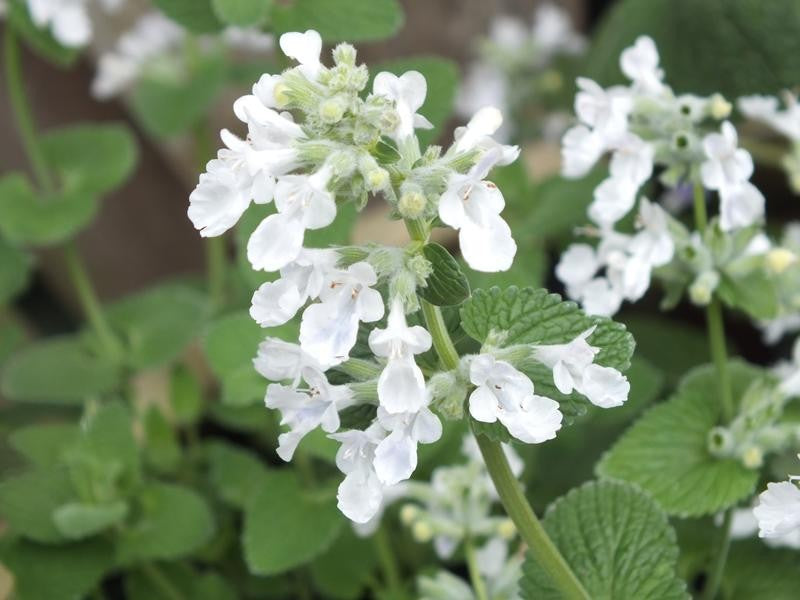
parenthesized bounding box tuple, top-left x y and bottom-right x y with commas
(25, 0, 123, 48)
(331, 424, 387, 524)
(372, 71, 433, 141)
(451, 107, 520, 164)
(253, 338, 321, 386)
(738, 94, 800, 141)
(468, 354, 563, 443)
(373, 404, 442, 485)
(754, 471, 800, 539)
(279, 29, 323, 80)
(369, 299, 432, 414)
(299, 261, 385, 366)
(266, 366, 354, 461)
(619, 35, 664, 94)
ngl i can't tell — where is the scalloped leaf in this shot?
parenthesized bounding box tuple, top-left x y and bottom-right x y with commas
(597, 361, 762, 517)
(521, 480, 688, 600)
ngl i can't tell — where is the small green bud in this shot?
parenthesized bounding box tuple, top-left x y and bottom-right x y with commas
(406, 253, 433, 285)
(332, 43, 357, 67)
(709, 93, 732, 120)
(398, 185, 427, 219)
(412, 520, 433, 543)
(766, 247, 797, 274)
(327, 150, 356, 178)
(319, 96, 347, 123)
(689, 270, 719, 306)
(400, 504, 419, 525)
(497, 518, 516, 540)
(741, 445, 764, 469)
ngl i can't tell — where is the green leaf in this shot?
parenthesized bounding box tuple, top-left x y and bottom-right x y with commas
(204, 310, 265, 406)
(52, 500, 128, 540)
(1, 336, 120, 404)
(206, 441, 271, 509)
(310, 528, 378, 599)
(41, 123, 138, 197)
(8, 423, 79, 468)
(243, 471, 344, 575)
(126, 564, 237, 600)
(6, 0, 80, 66)
(170, 366, 203, 426)
(521, 480, 688, 600)
(0, 538, 113, 600)
(0, 236, 32, 305)
(717, 269, 779, 320)
(461, 286, 635, 422)
(271, 0, 403, 42)
(370, 57, 458, 145)
(142, 407, 182, 474)
(597, 362, 761, 517)
(105, 282, 210, 369)
(132, 56, 226, 137)
(0, 174, 99, 246)
(116, 482, 215, 563)
(418, 243, 470, 306)
(722, 540, 800, 599)
(152, 0, 223, 33)
(211, 0, 271, 26)
(0, 467, 75, 543)
(584, 0, 800, 97)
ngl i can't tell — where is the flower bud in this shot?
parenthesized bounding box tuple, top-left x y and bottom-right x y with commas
(398, 186, 427, 219)
(497, 518, 516, 540)
(766, 247, 797, 274)
(407, 253, 433, 284)
(741, 445, 764, 469)
(412, 520, 433, 543)
(327, 150, 356, 178)
(333, 43, 357, 67)
(319, 96, 347, 124)
(273, 81, 291, 107)
(400, 503, 419, 525)
(689, 270, 719, 306)
(366, 168, 389, 192)
(707, 426, 734, 457)
(709, 93, 732, 120)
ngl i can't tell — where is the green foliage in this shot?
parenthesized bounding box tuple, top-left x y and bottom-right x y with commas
(0, 538, 113, 600)
(521, 480, 688, 599)
(310, 528, 379, 599)
(8, 423, 78, 468)
(243, 471, 344, 575)
(717, 269, 779, 321)
(418, 243, 470, 306)
(206, 441, 271, 509)
(125, 563, 237, 600)
(0, 236, 32, 305)
(722, 540, 800, 599)
(52, 500, 129, 540)
(212, 0, 271, 27)
(169, 366, 204, 426)
(1, 336, 120, 404)
(152, 0, 223, 33)
(597, 362, 762, 517)
(585, 0, 800, 97)
(6, 0, 80, 66)
(116, 482, 215, 563)
(105, 282, 210, 369)
(370, 57, 459, 145)
(0, 466, 75, 543)
(271, 0, 404, 42)
(142, 407, 182, 474)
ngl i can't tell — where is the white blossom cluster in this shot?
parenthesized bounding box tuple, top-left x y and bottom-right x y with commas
(749, 455, 800, 545)
(738, 92, 800, 194)
(457, 3, 586, 142)
(92, 11, 274, 100)
(22, 0, 124, 47)
(188, 29, 629, 524)
(557, 36, 767, 316)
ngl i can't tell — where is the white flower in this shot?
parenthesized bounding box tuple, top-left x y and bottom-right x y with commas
(754, 480, 800, 539)
(468, 354, 563, 443)
(718, 181, 765, 231)
(729, 506, 800, 549)
(222, 27, 275, 54)
(589, 176, 638, 226)
(299, 261, 385, 366)
(620, 36, 664, 94)
(373, 71, 433, 140)
(331, 425, 387, 523)
(561, 125, 605, 177)
(28, 0, 92, 47)
(247, 166, 336, 271)
(738, 94, 800, 141)
(456, 64, 509, 141)
(700, 121, 754, 190)
(574, 77, 631, 143)
(253, 338, 321, 385)
(532, 4, 585, 56)
(533, 327, 629, 408)
(265, 366, 353, 461)
(369, 300, 432, 414)
(579, 277, 623, 317)
(452, 107, 520, 164)
(609, 133, 654, 186)
(279, 29, 323, 80)
(188, 159, 256, 237)
(250, 249, 338, 327)
(629, 198, 675, 267)
(438, 149, 517, 272)
(555, 244, 599, 298)
(373, 405, 442, 485)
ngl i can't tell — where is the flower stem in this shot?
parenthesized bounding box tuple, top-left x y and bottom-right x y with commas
(139, 562, 185, 600)
(475, 435, 590, 600)
(464, 537, 490, 600)
(420, 300, 460, 370)
(693, 183, 735, 598)
(4, 28, 54, 194)
(63, 242, 124, 360)
(374, 524, 404, 596)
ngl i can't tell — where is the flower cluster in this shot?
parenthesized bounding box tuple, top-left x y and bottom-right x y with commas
(22, 0, 124, 47)
(751, 456, 800, 544)
(92, 11, 274, 100)
(738, 92, 800, 194)
(457, 3, 586, 142)
(188, 29, 629, 524)
(557, 36, 767, 316)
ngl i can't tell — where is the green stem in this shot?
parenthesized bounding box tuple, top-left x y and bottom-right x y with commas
(140, 563, 185, 600)
(475, 436, 590, 600)
(464, 537, 490, 600)
(63, 242, 123, 360)
(420, 300, 460, 370)
(692, 183, 709, 231)
(4, 28, 54, 194)
(702, 509, 733, 600)
(374, 524, 404, 596)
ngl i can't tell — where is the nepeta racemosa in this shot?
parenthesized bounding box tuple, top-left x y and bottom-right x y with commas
(187, 29, 631, 532)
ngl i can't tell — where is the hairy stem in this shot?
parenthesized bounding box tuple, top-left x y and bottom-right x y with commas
(4, 28, 54, 194)
(464, 537, 490, 600)
(693, 183, 735, 598)
(476, 436, 590, 600)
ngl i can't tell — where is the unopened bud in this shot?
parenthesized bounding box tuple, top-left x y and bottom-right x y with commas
(328, 150, 356, 178)
(332, 43, 357, 67)
(709, 94, 732, 120)
(766, 247, 798, 274)
(319, 97, 347, 123)
(366, 168, 389, 192)
(497, 518, 516, 540)
(400, 504, 419, 525)
(412, 520, 433, 543)
(398, 188, 427, 219)
(742, 445, 764, 469)
(689, 270, 719, 306)
(273, 82, 290, 107)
